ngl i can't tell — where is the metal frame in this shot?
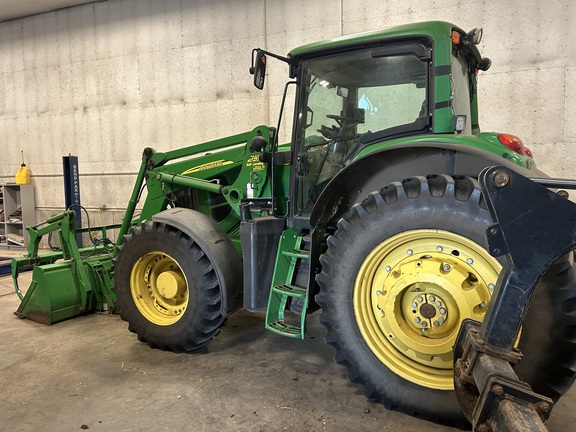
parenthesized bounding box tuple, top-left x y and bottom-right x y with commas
(454, 166, 576, 431)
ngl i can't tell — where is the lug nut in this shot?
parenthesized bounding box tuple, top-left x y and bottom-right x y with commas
(480, 302, 487, 308)
(433, 321, 440, 327)
(417, 296, 423, 302)
(439, 308, 446, 314)
(437, 246, 443, 252)
(429, 295, 436, 302)
(477, 424, 491, 432)
(493, 171, 510, 188)
(438, 317, 445, 324)
(407, 249, 413, 255)
(443, 263, 451, 271)
(411, 302, 417, 308)
(435, 301, 441, 307)
(385, 266, 391, 272)
(537, 401, 551, 414)
(376, 290, 381, 296)
(492, 384, 504, 396)
(421, 321, 428, 327)
(467, 258, 474, 265)
(414, 317, 421, 323)
(488, 283, 495, 291)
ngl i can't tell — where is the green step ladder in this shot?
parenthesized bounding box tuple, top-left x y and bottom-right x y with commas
(265, 229, 310, 339)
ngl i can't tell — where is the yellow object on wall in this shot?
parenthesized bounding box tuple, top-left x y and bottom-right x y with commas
(15, 151, 30, 184)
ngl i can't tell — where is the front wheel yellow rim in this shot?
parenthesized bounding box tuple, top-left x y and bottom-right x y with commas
(130, 251, 189, 326)
(354, 229, 501, 390)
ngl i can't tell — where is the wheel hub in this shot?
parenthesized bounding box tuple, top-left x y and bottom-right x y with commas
(130, 252, 189, 326)
(157, 270, 185, 299)
(354, 229, 501, 390)
(419, 302, 437, 319)
(406, 289, 449, 333)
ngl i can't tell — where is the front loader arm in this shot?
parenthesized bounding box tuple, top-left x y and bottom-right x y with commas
(115, 126, 276, 248)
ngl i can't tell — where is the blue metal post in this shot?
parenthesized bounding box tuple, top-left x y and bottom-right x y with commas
(62, 155, 83, 247)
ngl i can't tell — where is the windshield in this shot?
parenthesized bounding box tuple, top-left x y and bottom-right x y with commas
(293, 46, 429, 218)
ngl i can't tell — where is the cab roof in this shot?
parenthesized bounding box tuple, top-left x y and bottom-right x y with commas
(288, 20, 460, 60)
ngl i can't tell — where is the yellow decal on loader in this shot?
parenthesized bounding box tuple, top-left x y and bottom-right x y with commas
(182, 160, 234, 174)
(246, 155, 265, 171)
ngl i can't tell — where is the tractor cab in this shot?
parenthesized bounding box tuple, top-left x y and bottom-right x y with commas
(291, 42, 431, 218)
(250, 21, 491, 222)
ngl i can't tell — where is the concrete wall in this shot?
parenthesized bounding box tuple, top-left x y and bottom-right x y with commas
(0, 0, 574, 231)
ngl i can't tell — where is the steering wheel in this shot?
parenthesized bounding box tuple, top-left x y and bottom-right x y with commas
(317, 124, 340, 140)
(327, 113, 364, 127)
(318, 112, 364, 139)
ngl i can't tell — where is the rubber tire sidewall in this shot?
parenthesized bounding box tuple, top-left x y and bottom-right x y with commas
(515, 253, 576, 400)
(317, 176, 491, 424)
(114, 221, 224, 351)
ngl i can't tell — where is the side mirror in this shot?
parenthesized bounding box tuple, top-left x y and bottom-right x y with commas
(478, 57, 492, 71)
(250, 50, 267, 90)
(465, 28, 483, 45)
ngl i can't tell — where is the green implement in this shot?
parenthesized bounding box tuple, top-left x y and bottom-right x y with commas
(12, 210, 119, 325)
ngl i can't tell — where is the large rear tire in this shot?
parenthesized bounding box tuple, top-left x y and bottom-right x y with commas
(113, 220, 226, 352)
(316, 175, 576, 425)
(516, 254, 576, 400)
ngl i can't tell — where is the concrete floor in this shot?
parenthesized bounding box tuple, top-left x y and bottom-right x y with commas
(1, 256, 576, 432)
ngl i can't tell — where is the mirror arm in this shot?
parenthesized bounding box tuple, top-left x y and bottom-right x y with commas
(251, 48, 291, 66)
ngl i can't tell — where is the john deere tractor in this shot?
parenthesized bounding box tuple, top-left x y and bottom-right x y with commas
(14, 21, 576, 427)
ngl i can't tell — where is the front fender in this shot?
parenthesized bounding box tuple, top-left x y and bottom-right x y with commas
(152, 208, 243, 314)
(310, 143, 546, 227)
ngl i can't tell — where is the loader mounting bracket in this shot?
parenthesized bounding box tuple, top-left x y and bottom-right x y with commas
(453, 165, 576, 431)
(454, 320, 553, 431)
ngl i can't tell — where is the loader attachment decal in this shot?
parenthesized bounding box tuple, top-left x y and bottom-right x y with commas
(245, 155, 266, 171)
(181, 159, 234, 174)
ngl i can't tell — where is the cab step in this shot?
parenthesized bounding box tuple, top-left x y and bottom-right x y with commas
(265, 228, 310, 339)
(272, 283, 307, 298)
(267, 321, 303, 337)
(282, 249, 311, 259)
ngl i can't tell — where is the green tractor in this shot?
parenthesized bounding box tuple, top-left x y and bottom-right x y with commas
(13, 21, 576, 426)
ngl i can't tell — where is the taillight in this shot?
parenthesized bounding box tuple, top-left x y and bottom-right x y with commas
(498, 133, 526, 156)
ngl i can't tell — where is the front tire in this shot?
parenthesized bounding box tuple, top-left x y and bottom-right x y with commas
(113, 220, 226, 352)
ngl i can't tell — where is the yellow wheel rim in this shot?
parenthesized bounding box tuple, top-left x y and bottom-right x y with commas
(354, 229, 501, 390)
(130, 251, 189, 326)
